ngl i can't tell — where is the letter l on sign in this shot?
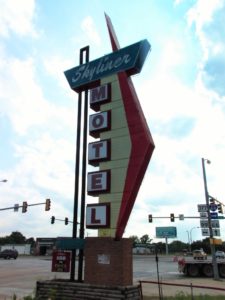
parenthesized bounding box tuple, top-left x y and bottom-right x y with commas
(91, 208, 101, 224)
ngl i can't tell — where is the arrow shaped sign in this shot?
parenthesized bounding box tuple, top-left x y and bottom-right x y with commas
(105, 14, 155, 239)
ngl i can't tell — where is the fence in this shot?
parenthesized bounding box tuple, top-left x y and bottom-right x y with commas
(139, 280, 225, 299)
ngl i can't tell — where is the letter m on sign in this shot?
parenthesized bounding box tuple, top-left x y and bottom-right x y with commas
(90, 83, 111, 112)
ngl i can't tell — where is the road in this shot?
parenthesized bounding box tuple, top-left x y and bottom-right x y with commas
(0, 255, 225, 299)
(0, 255, 176, 299)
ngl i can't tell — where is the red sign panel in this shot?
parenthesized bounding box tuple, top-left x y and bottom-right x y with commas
(51, 250, 71, 272)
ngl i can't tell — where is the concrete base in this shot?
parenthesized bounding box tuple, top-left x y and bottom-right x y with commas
(84, 237, 133, 286)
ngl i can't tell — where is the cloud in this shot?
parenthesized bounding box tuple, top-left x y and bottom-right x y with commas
(13, 133, 75, 196)
(187, 0, 225, 96)
(43, 55, 74, 91)
(0, 0, 38, 38)
(81, 16, 101, 47)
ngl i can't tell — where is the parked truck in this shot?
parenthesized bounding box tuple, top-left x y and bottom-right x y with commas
(178, 257, 225, 278)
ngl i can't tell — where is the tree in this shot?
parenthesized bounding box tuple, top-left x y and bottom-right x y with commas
(192, 239, 211, 254)
(129, 235, 140, 246)
(169, 240, 188, 253)
(140, 234, 152, 244)
(8, 231, 26, 244)
(155, 242, 166, 254)
(26, 237, 35, 247)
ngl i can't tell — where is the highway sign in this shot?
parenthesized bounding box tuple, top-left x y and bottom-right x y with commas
(211, 220, 220, 228)
(156, 226, 177, 238)
(198, 204, 208, 212)
(200, 212, 208, 219)
(210, 212, 218, 219)
(202, 228, 221, 237)
(179, 214, 184, 220)
(213, 229, 221, 236)
(200, 220, 209, 228)
(201, 228, 210, 236)
(209, 203, 217, 212)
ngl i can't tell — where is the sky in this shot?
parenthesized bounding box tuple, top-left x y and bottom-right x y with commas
(1, 0, 225, 245)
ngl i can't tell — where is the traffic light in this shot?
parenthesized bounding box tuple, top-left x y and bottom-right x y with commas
(170, 213, 175, 222)
(209, 197, 215, 205)
(217, 204, 223, 214)
(45, 198, 51, 211)
(22, 201, 28, 213)
(65, 217, 69, 225)
(51, 216, 55, 224)
(148, 214, 153, 223)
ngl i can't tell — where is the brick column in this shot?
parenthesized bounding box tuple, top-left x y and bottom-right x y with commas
(84, 237, 133, 286)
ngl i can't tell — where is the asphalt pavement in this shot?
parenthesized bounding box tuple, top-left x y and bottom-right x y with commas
(0, 255, 225, 299)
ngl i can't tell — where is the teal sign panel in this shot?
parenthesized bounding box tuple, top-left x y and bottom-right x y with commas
(64, 39, 150, 92)
(156, 226, 177, 238)
(56, 238, 85, 250)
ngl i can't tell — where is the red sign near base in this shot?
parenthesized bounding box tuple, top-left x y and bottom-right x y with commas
(51, 250, 71, 272)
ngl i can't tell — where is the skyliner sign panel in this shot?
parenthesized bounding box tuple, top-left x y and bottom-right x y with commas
(64, 40, 150, 92)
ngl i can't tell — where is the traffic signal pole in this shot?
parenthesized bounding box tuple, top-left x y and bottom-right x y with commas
(0, 200, 51, 212)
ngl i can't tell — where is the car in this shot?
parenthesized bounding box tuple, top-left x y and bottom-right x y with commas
(0, 249, 18, 259)
(192, 249, 207, 260)
(215, 251, 225, 259)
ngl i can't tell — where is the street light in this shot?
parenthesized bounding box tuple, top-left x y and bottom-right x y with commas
(190, 226, 200, 245)
(202, 158, 219, 280)
(186, 230, 191, 252)
(0, 179, 7, 183)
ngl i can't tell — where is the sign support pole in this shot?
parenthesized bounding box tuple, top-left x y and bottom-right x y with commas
(78, 46, 89, 282)
(70, 46, 89, 281)
(165, 237, 168, 255)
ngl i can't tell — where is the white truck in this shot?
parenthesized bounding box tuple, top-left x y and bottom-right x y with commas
(178, 257, 225, 278)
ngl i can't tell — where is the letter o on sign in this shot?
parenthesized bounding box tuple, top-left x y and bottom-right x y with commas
(92, 114, 104, 128)
(89, 111, 110, 138)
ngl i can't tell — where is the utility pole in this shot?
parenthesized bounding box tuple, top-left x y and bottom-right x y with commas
(202, 158, 219, 280)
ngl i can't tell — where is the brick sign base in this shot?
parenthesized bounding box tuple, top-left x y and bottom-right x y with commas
(84, 237, 133, 286)
(36, 280, 141, 299)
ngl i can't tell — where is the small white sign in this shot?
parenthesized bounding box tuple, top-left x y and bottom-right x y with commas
(211, 219, 220, 228)
(200, 220, 209, 228)
(14, 204, 19, 212)
(213, 229, 221, 236)
(200, 212, 208, 219)
(179, 214, 184, 220)
(98, 254, 110, 264)
(198, 204, 208, 212)
(201, 228, 210, 236)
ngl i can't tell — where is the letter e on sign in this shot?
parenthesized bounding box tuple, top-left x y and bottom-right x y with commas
(86, 203, 110, 228)
(87, 170, 110, 195)
(90, 84, 111, 112)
